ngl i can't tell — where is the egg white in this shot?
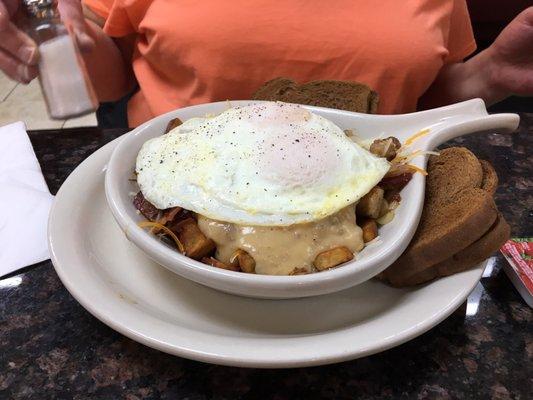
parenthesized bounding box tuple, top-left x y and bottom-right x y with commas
(136, 102, 390, 225)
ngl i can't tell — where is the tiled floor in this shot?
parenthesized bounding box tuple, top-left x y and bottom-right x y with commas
(0, 71, 97, 130)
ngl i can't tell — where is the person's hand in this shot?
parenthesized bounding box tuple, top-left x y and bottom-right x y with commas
(486, 7, 533, 97)
(0, 0, 94, 84)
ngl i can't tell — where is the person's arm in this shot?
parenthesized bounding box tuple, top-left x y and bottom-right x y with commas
(80, 4, 136, 102)
(419, 7, 533, 109)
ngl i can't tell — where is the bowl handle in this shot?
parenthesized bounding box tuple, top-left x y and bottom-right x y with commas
(414, 99, 520, 150)
(425, 113, 520, 150)
(336, 98, 520, 148)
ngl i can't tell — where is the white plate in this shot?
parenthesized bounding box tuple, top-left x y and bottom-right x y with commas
(104, 99, 517, 298)
(49, 137, 485, 367)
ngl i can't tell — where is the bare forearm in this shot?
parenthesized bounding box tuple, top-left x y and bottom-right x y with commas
(81, 20, 135, 102)
(418, 49, 507, 110)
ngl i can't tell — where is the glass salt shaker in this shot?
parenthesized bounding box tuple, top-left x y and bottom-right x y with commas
(22, 0, 98, 120)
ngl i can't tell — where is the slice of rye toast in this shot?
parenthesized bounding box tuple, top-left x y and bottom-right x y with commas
(479, 159, 499, 195)
(425, 147, 483, 203)
(252, 77, 379, 114)
(387, 214, 510, 287)
(381, 148, 499, 285)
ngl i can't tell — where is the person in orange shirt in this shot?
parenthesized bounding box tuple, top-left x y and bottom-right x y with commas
(1, 0, 532, 127)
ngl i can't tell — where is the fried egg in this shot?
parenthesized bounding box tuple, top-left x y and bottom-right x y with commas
(136, 102, 390, 225)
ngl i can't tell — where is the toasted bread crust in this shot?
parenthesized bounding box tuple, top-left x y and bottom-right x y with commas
(479, 159, 499, 196)
(387, 214, 510, 287)
(386, 265, 439, 287)
(383, 150, 505, 287)
(252, 78, 379, 114)
(252, 77, 297, 100)
(426, 147, 483, 203)
(382, 149, 500, 286)
(436, 213, 510, 276)
(385, 188, 498, 286)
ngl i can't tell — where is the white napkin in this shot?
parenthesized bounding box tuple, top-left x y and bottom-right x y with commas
(0, 122, 54, 276)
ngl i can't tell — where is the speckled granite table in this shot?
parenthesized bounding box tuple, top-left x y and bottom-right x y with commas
(1, 115, 532, 400)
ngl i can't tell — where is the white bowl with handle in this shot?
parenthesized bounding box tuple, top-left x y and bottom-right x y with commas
(105, 99, 519, 299)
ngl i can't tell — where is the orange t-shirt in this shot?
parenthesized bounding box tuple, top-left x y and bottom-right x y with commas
(84, 0, 476, 127)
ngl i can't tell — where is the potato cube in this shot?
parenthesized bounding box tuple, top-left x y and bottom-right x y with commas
(369, 137, 401, 160)
(201, 257, 239, 271)
(289, 267, 309, 275)
(359, 218, 378, 243)
(165, 117, 183, 133)
(171, 218, 215, 259)
(378, 199, 389, 218)
(377, 210, 395, 226)
(357, 186, 384, 219)
(236, 250, 256, 273)
(313, 246, 354, 271)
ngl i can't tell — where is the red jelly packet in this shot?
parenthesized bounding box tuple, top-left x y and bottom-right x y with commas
(501, 238, 533, 308)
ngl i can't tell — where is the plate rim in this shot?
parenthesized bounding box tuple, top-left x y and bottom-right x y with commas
(48, 135, 484, 368)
